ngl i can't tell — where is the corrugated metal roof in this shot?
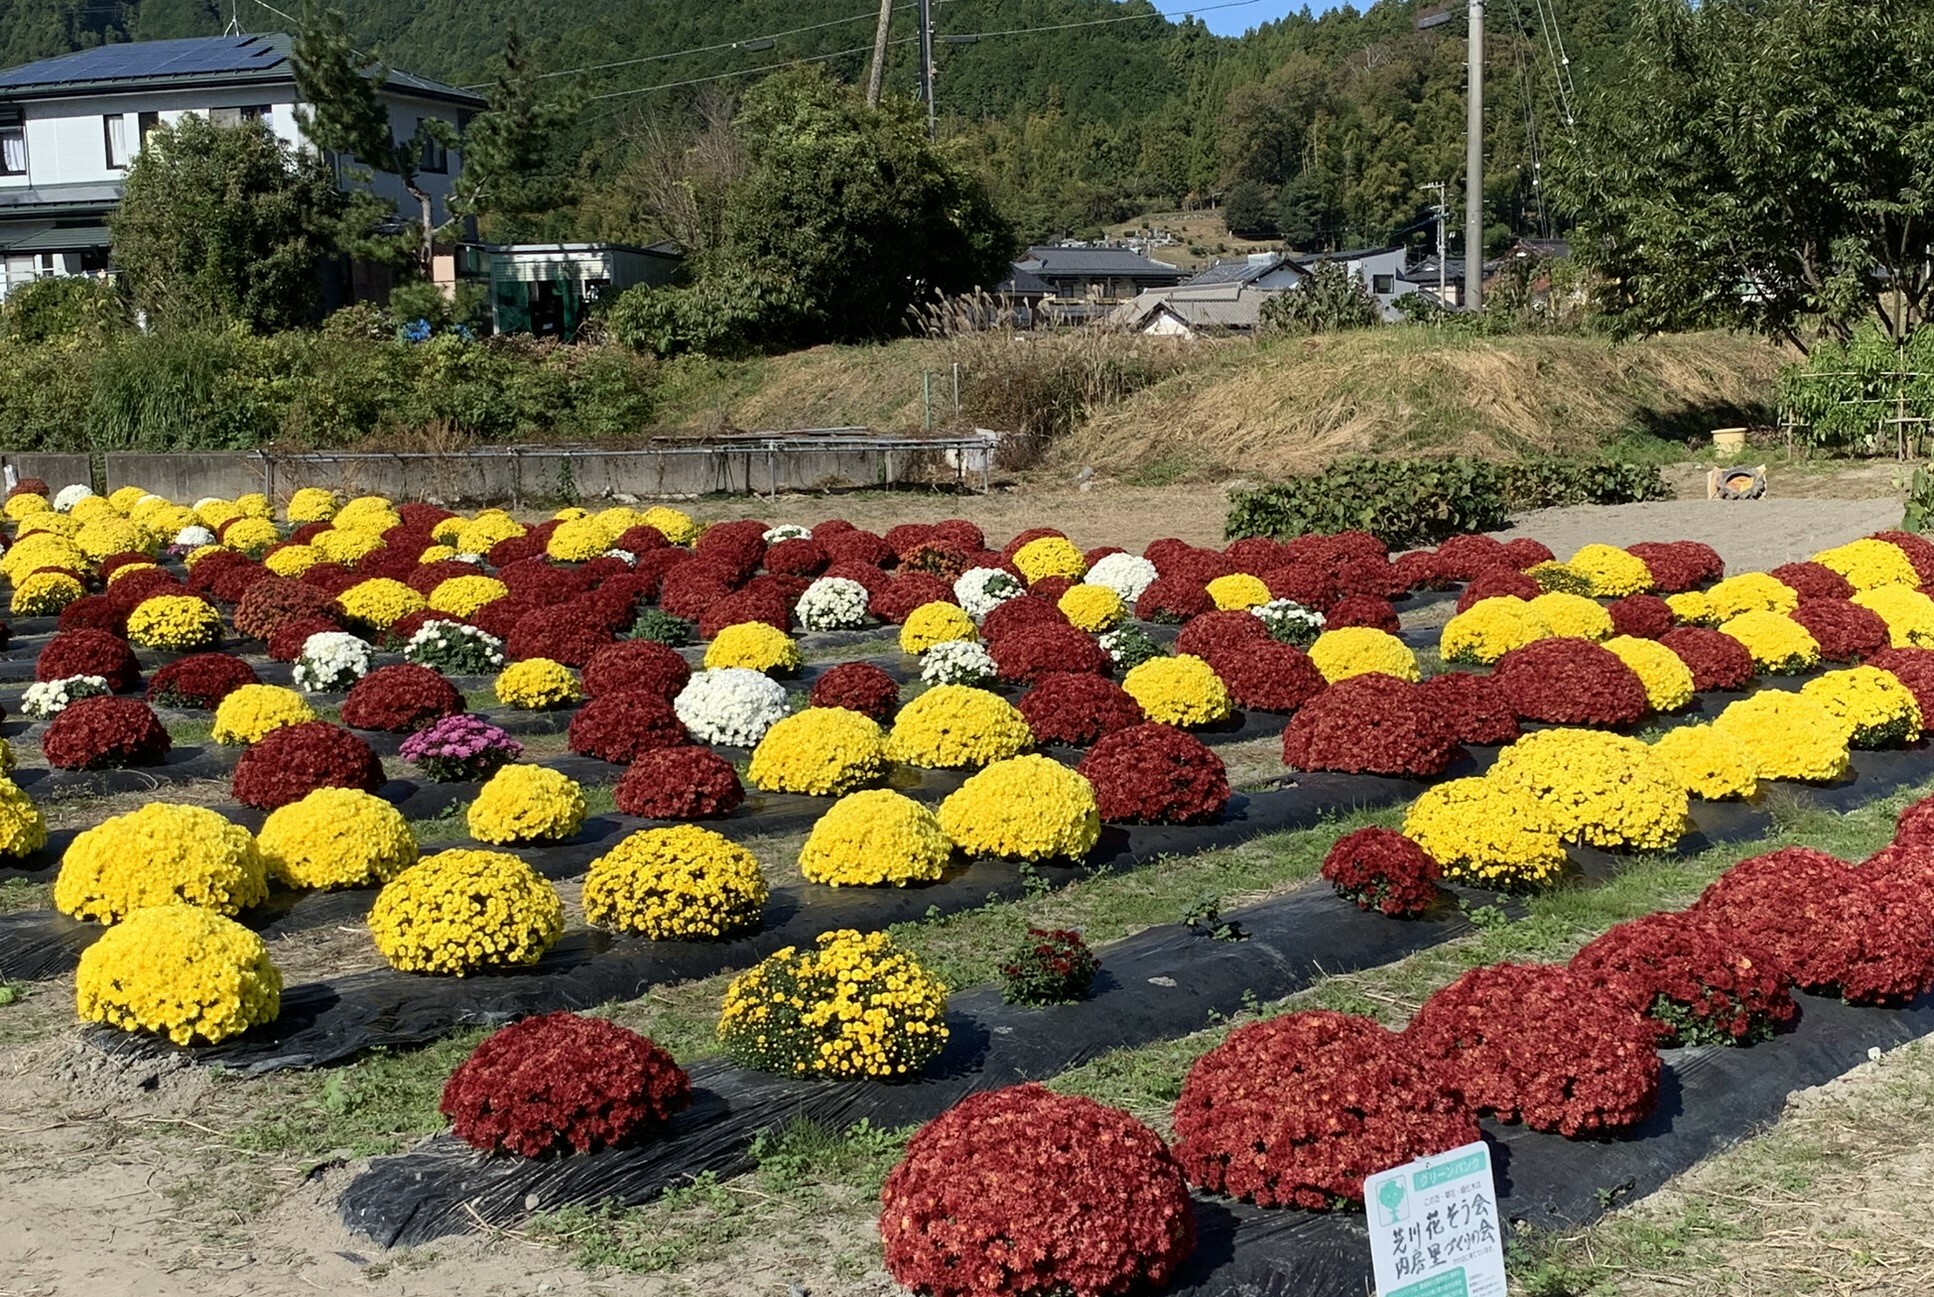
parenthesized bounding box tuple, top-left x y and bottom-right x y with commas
(1183, 254, 1299, 287)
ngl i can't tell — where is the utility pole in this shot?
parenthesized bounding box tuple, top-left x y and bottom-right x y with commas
(865, 0, 893, 109)
(917, 0, 936, 140)
(1421, 180, 1448, 305)
(1465, 0, 1485, 313)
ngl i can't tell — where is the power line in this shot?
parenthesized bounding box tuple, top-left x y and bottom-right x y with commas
(959, 0, 1267, 40)
(583, 40, 896, 104)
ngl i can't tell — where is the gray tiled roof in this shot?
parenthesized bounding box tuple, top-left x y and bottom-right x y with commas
(1018, 245, 1184, 278)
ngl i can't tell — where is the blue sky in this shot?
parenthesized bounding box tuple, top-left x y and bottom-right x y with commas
(1153, 0, 1351, 37)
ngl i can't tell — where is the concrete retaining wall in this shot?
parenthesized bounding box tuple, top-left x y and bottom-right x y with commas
(0, 454, 93, 493)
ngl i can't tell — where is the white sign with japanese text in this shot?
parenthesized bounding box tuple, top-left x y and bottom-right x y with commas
(1363, 1140, 1507, 1297)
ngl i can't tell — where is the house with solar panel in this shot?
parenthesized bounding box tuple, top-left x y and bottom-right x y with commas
(0, 32, 485, 301)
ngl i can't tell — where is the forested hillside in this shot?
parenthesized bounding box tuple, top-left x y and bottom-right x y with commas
(0, 0, 1637, 248)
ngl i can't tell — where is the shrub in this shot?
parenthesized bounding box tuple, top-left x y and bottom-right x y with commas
(1100, 625, 1167, 671)
(1853, 583, 1934, 647)
(799, 788, 952, 887)
(614, 746, 745, 820)
(125, 594, 221, 651)
(880, 1085, 1194, 1297)
(146, 652, 259, 709)
(232, 720, 385, 809)
(1172, 1011, 1477, 1208)
(1710, 572, 1799, 620)
(1224, 456, 1510, 547)
(291, 629, 373, 693)
(1789, 598, 1891, 663)
(10, 570, 85, 615)
(1173, 610, 1267, 659)
(76, 905, 281, 1045)
(339, 664, 463, 733)
(582, 824, 768, 938)
(257, 787, 416, 889)
(1440, 596, 1549, 666)
(979, 595, 1066, 646)
(55, 802, 266, 923)
(886, 685, 1031, 769)
(1629, 540, 1723, 592)
(1307, 626, 1418, 683)
(36, 628, 140, 693)
(719, 929, 948, 1078)
(900, 601, 978, 654)
(1526, 590, 1614, 639)
(369, 848, 564, 975)
(872, 573, 957, 623)
(1650, 724, 1760, 800)
(1489, 729, 1690, 850)
(1492, 638, 1650, 725)
(399, 713, 524, 782)
(807, 661, 900, 722)
(1869, 647, 1934, 727)
(1607, 593, 1675, 640)
(0, 777, 46, 859)
(1770, 561, 1854, 602)
(746, 706, 887, 796)
(1567, 543, 1655, 597)
(704, 620, 801, 675)
(1134, 576, 1214, 624)
(1570, 911, 1796, 1046)
(1402, 777, 1569, 889)
(1813, 537, 1920, 591)
(467, 764, 587, 845)
(673, 667, 792, 747)
(987, 622, 1110, 686)
(232, 577, 343, 640)
(938, 754, 1100, 861)
(494, 658, 582, 709)
(403, 620, 504, 675)
(1321, 827, 1442, 916)
(42, 695, 171, 770)
(1712, 692, 1852, 782)
(1404, 963, 1660, 1136)
(1598, 636, 1697, 712)
(1325, 593, 1399, 633)
(1719, 609, 1822, 675)
(210, 683, 315, 744)
(1801, 665, 1923, 747)
(567, 688, 688, 764)
(1283, 674, 1460, 777)
(1658, 626, 1756, 691)
(58, 594, 129, 638)
(1057, 583, 1126, 632)
(505, 606, 615, 667)
(1016, 672, 1145, 747)
(1120, 654, 1233, 727)
(1078, 724, 1228, 825)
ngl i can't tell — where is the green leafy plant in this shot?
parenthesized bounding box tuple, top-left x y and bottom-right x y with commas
(998, 927, 1100, 1005)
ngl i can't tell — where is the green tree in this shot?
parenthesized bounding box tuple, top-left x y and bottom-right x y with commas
(446, 29, 581, 241)
(108, 115, 341, 332)
(1259, 259, 1382, 333)
(1222, 180, 1278, 237)
(1559, 0, 1934, 350)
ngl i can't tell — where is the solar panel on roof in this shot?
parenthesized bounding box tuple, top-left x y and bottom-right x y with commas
(0, 34, 287, 88)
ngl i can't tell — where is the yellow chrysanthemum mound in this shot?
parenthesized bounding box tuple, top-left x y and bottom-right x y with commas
(466, 764, 587, 845)
(1567, 543, 1654, 597)
(884, 684, 1032, 769)
(368, 849, 564, 976)
(338, 578, 427, 631)
(1441, 597, 1549, 665)
(1487, 728, 1689, 851)
(11, 570, 84, 616)
(1205, 572, 1272, 611)
(312, 527, 383, 566)
(234, 492, 273, 519)
(1402, 777, 1568, 890)
(1525, 560, 1591, 595)
(332, 496, 401, 535)
(263, 544, 320, 577)
(106, 485, 150, 512)
(1801, 666, 1924, 748)
(429, 574, 509, 617)
(54, 803, 267, 924)
(18, 509, 81, 538)
(76, 905, 281, 1046)
(1013, 535, 1087, 584)
(900, 601, 977, 654)
(747, 707, 886, 796)
(1718, 610, 1821, 675)
(704, 621, 802, 675)
(0, 776, 45, 859)
(104, 561, 159, 586)
(494, 658, 583, 709)
(2, 491, 48, 521)
(1650, 724, 1760, 801)
(212, 684, 316, 745)
(126, 594, 222, 651)
(582, 825, 769, 939)
(1, 530, 83, 580)
(642, 506, 698, 546)
(1852, 585, 1934, 648)
(547, 516, 617, 562)
(1308, 627, 1419, 683)
(417, 544, 459, 565)
(1812, 538, 1919, 592)
(220, 517, 280, 557)
(1057, 583, 1126, 632)
(1121, 654, 1233, 727)
(256, 788, 417, 890)
(75, 517, 150, 563)
(937, 754, 1100, 862)
(718, 929, 948, 1079)
(1712, 692, 1852, 783)
(800, 789, 953, 887)
(453, 511, 526, 556)
(1601, 635, 1696, 712)
(1526, 591, 1615, 641)
(286, 487, 338, 523)
(1708, 571, 1799, 620)
(1665, 590, 1719, 627)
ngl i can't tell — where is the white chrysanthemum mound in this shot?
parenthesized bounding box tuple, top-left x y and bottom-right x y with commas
(292, 631, 374, 693)
(404, 620, 505, 672)
(1252, 598, 1325, 645)
(23, 675, 109, 720)
(1084, 552, 1159, 604)
(763, 524, 812, 544)
(796, 576, 870, 631)
(603, 549, 637, 567)
(674, 668, 792, 747)
(955, 566, 1025, 619)
(921, 639, 996, 686)
(173, 525, 217, 549)
(52, 484, 95, 513)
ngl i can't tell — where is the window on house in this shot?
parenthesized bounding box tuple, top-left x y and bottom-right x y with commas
(207, 105, 270, 128)
(418, 120, 447, 174)
(104, 114, 128, 169)
(137, 111, 161, 146)
(0, 106, 24, 176)
(1372, 274, 1395, 295)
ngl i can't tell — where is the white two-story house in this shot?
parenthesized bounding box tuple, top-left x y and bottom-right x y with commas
(0, 32, 485, 300)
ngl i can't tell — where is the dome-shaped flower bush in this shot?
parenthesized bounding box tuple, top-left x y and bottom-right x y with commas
(900, 601, 978, 654)
(979, 595, 1067, 646)
(492, 657, 582, 710)
(920, 639, 997, 687)
(10, 570, 84, 615)
(1628, 540, 1722, 592)
(1084, 552, 1160, 604)
(614, 746, 745, 820)
(370, 848, 564, 975)
(807, 661, 901, 722)
(232, 576, 343, 641)
(1056, 583, 1125, 632)
(1570, 910, 1795, 1046)
(799, 788, 952, 887)
(1658, 626, 1755, 691)
(1869, 647, 1934, 728)
(1321, 827, 1442, 916)
(576, 640, 686, 703)
(746, 707, 887, 796)
(1283, 674, 1459, 777)
(399, 713, 524, 783)
(1712, 692, 1852, 782)
(232, 720, 385, 809)
(402, 620, 504, 676)
(937, 754, 1099, 861)
(566, 688, 688, 764)
(467, 764, 587, 845)
(1770, 561, 1855, 603)
(1492, 638, 1650, 725)
(1567, 543, 1654, 597)
(704, 620, 801, 675)
(76, 904, 281, 1045)
(1013, 535, 1086, 586)
(1813, 538, 1920, 591)
(582, 824, 768, 938)
(873, 573, 956, 623)
(1441, 597, 1549, 665)
(1076, 723, 1228, 825)
(1417, 669, 1520, 747)
(336, 577, 426, 632)
(1718, 609, 1821, 674)
(338, 664, 463, 734)
(425, 573, 508, 617)
(292, 629, 374, 693)
(37, 628, 141, 693)
(1015, 673, 1145, 747)
(988, 622, 1110, 685)
(1852, 584, 1934, 647)
(881, 1085, 1196, 1297)
(1402, 777, 1568, 889)
(125, 594, 221, 651)
(1708, 571, 1799, 620)
(211, 683, 315, 745)
(1325, 593, 1400, 632)
(55, 802, 267, 923)
(441, 1012, 691, 1158)
(0, 776, 45, 860)
(1454, 567, 1542, 613)
(886, 684, 1032, 769)
(1600, 635, 1697, 712)
(1525, 591, 1615, 641)
(257, 787, 416, 889)
(1307, 626, 1419, 683)
(42, 695, 171, 770)
(794, 575, 870, 631)
(146, 652, 259, 710)
(1205, 571, 1271, 611)
(1172, 609, 1267, 660)
(1172, 1011, 1476, 1208)
(1606, 593, 1675, 640)
(673, 667, 792, 747)
(1650, 724, 1760, 800)
(1489, 728, 1689, 850)
(1198, 640, 1327, 717)
(955, 567, 1026, 619)
(1120, 654, 1233, 728)
(504, 605, 616, 667)
(1134, 576, 1214, 625)
(720, 929, 948, 1078)
(1789, 597, 1891, 663)
(1800, 665, 1923, 747)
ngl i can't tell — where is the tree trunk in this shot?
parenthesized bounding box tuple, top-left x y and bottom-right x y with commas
(412, 184, 436, 280)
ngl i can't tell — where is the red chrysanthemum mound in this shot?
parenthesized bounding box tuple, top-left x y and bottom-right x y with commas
(1417, 670, 1520, 746)
(1404, 963, 1660, 1137)
(610, 523, 670, 556)
(295, 563, 358, 596)
(1077, 723, 1229, 825)
(1569, 910, 1796, 1046)
(504, 606, 615, 668)
(1607, 593, 1675, 640)
(499, 560, 594, 606)
(1173, 609, 1269, 659)
(656, 563, 735, 621)
(1325, 594, 1400, 632)
(1868, 647, 1934, 730)
(697, 588, 790, 640)
(103, 568, 187, 612)
(569, 688, 689, 763)
(233, 577, 344, 641)
(1895, 793, 1934, 849)
(1222, 536, 1283, 574)
(1789, 598, 1890, 663)
(1332, 556, 1405, 601)
(36, 628, 140, 693)
(441, 1012, 692, 1158)
(989, 622, 1109, 685)
(1502, 538, 1556, 569)
(9, 476, 47, 497)
(41, 695, 172, 770)
(978, 595, 1066, 646)
(340, 664, 464, 733)
(1658, 626, 1756, 692)
(581, 639, 691, 701)
(881, 1084, 1196, 1297)
(1282, 674, 1460, 777)
(1172, 1011, 1476, 1209)
(1135, 577, 1214, 625)
(613, 746, 746, 820)
(762, 537, 828, 578)
(1432, 533, 1514, 581)
(1454, 566, 1542, 613)
(184, 549, 254, 595)
(1201, 641, 1326, 714)
(231, 721, 385, 810)
(1321, 827, 1442, 917)
(146, 652, 260, 710)
(820, 528, 894, 568)
(871, 573, 958, 624)
(1262, 564, 1341, 612)
(885, 522, 937, 556)
(807, 661, 901, 723)
(1872, 530, 1934, 585)
(1492, 638, 1649, 725)
(694, 519, 768, 584)
(1030, 575, 1077, 603)
(267, 616, 343, 663)
(1015, 670, 1147, 748)
(1627, 541, 1722, 593)
(1769, 562, 1854, 602)
(1690, 848, 1934, 1005)
(485, 533, 545, 568)
(58, 595, 128, 637)
(1391, 550, 1456, 592)
(897, 540, 969, 582)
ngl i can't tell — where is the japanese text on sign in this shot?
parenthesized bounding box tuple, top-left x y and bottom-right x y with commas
(1363, 1140, 1506, 1297)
